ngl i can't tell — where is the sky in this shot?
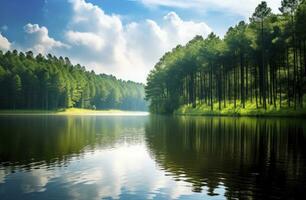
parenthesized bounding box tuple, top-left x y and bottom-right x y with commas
(0, 0, 282, 83)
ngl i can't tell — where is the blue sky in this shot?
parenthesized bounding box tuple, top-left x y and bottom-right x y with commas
(0, 0, 281, 82)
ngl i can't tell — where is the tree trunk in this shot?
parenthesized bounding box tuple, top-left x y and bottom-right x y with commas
(240, 52, 245, 108)
(210, 64, 213, 110)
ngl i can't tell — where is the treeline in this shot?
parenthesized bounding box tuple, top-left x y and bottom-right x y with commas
(146, 0, 306, 113)
(0, 50, 147, 110)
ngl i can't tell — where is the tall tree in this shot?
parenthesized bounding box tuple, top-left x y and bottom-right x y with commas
(250, 1, 272, 109)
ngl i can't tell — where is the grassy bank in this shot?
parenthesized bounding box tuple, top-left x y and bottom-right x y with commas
(0, 108, 148, 116)
(175, 101, 306, 117)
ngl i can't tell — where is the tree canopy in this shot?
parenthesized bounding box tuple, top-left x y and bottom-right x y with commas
(0, 50, 147, 111)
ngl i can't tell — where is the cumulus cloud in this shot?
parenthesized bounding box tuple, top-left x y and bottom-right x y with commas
(65, 0, 127, 76)
(124, 12, 211, 76)
(0, 33, 11, 51)
(136, 0, 282, 18)
(22, 23, 68, 54)
(66, 31, 105, 51)
(65, 0, 211, 82)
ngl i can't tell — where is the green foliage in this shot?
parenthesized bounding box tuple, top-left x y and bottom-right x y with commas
(175, 101, 306, 116)
(250, 1, 272, 22)
(280, 0, 301, 14)
(146, 1, 306, 114)
(0, 51, 147, 110)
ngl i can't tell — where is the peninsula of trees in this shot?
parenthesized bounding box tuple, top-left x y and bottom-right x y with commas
(145, 0, 306, 115)
(0, 50, 147, 111)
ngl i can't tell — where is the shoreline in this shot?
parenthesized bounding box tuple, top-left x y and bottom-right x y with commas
(174, 103, 306, 118)
(174, 112, 306, 118)
(0, 108, 149, 116)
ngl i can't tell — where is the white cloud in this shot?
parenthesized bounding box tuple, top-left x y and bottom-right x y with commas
(65, 0, 211, 82)
(66, 31, 105, 51)
(0, 33, 11, 51)
(136, 0, 282, 18)
(22, 23, 68, 54)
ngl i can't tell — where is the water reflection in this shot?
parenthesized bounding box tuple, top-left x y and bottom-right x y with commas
(1, 115, 211, 200)
(145, 116, 306, 199)
(0, 115, 145, 169)
(0, 115, 306, 199)
(0, 115, 153, 199)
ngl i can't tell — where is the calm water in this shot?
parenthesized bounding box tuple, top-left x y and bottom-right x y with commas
(0, 115, 306, 200)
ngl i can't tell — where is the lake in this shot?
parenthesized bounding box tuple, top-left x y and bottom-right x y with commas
(0, 115, 306, 199)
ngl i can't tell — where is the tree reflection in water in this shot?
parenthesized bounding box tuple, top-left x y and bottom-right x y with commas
(0, 115, 306, 199)
(145, 116, 306, 199)
(0, 115, 145, 169)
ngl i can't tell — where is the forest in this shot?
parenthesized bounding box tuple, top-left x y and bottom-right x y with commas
(145, 0, 306, 114)
(0, 50, 147, 111)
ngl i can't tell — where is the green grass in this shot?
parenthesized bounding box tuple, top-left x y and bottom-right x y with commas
(174, 100, 306, 117)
